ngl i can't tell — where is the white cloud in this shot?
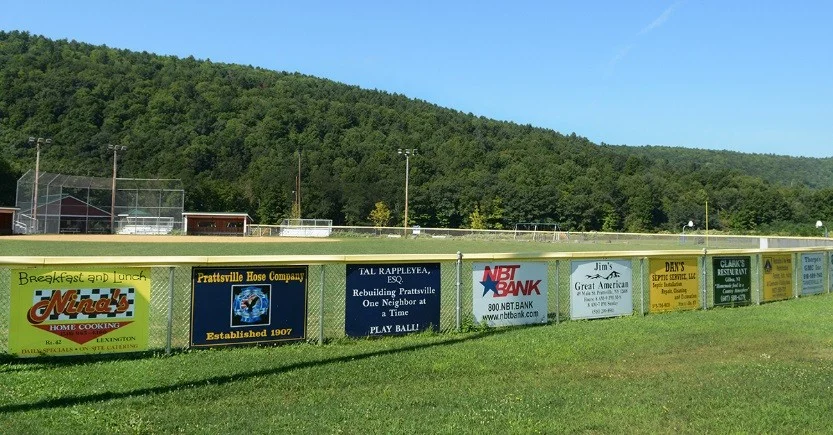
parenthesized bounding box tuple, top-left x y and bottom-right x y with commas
(606, 2, 684, 74)
(609, 45, 633, 67)
(639, 1, 682, 35)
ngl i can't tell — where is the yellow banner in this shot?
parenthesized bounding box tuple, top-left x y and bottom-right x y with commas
(9, 267, 151, 357)
(762, 254, 793, 301)
(649, 257, 700, 313)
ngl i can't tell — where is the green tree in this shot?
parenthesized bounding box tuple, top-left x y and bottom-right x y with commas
(0, 155, 20, 205)
(290, 201, 301, 220)
(601, 205, 620, 232)
(467, 204, 486, 229)
(484, 197, 505, 229)
(3, 30, 833, 236)
(368, 201, 391, 228)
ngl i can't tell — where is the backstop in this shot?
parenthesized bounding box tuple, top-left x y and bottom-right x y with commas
(15, 170, 185, 234)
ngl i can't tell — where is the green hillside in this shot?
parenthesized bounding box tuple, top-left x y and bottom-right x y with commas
(604, 144, 833, 189)
(2, 31, 832, 234)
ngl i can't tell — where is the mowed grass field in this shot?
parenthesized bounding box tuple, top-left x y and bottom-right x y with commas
(0, 233, 721, 257)
(1, 296, 831, 433)
(1, 235, 831, 433)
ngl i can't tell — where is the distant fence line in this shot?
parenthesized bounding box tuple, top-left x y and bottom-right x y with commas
(249, 223, 833, 249)
(1, 245, 831, 358)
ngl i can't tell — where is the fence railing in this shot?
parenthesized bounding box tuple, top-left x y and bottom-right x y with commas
(1, 246, 831, 357)
(247, 224, 833, 248)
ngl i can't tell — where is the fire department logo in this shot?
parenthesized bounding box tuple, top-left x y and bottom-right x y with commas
(231, 285, 270, 326)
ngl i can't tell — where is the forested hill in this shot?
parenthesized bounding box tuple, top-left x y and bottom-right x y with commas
(604, 145, 833, 189)
(2, 31, 832, 234)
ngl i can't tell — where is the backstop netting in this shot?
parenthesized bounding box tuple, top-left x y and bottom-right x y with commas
(15, 170, 184, 235)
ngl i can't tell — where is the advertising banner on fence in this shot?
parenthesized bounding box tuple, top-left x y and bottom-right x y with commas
(712, 256, 752, 307)
(570, 259, 633, 319)
(762, 254, 793, 302)
(801, 252, 824, 296)
(649, 257, 700, 313)
(9, 267, 150, 357)
(190, 266, 307, 347)
(345, 263, 440, 337)
(472, 262, 547, 327)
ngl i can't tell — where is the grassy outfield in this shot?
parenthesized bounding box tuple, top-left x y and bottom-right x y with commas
(0, 235, 708, 257)
(1, 295, 831, 433)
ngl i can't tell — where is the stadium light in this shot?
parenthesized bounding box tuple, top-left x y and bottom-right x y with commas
(27, 136, 52, 233)
(108, 144, 127, 233)
(398, 148, 417, 237)
(816, 220, 828, 238)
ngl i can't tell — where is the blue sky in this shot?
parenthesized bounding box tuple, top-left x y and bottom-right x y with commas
(2, 1, 832, 157)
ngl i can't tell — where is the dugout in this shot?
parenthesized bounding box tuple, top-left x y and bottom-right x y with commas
(0, 207, 18, 235)
(183, 212, 253, 236)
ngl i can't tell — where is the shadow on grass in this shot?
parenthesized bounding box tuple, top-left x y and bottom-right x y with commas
(0, 350, 169, 370)
(0, 328, 512, 414)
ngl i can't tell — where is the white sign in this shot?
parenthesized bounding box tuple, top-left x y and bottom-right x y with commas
(472, 262, 548, 327)
(802, 252, 825, 296)
(570, 259, 633, 319)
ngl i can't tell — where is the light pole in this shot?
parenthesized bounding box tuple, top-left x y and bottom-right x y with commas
(28, 137, 52, 233)
(108, 144, 127, 233)
(681, 220, 694, 242)
(291, 189, 298, 220)
(398, 148, 416, 236)
(816, 220, 828, 238)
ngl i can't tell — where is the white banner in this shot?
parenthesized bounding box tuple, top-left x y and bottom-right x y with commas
(472, 262, 548, 327)
(570, 259, 633, 319)
(801, 252, 825, 296)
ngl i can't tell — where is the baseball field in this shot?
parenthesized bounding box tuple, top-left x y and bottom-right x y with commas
(1, 232, 717, 257)
(1, 235, 831, 433)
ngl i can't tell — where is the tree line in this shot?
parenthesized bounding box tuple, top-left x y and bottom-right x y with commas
(2, 31, 832, 235)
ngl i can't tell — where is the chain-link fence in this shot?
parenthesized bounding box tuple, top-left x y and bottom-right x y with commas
(0, 267, 9, 352)
(1, 248, 831, 356)
(15, 170, 184, 235)
(249, 224, 833, 250)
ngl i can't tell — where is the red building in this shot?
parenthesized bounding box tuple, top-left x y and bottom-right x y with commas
(0, 207, 18, 235)
(35, 196, 112, 234)
(182, 212, 253, 236)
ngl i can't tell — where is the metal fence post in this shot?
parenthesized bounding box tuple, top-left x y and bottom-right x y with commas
(756, 254, 762, 305)
(555, 260, 560, 324)
(702, 251, 708, 311)
(455, 251, 462, 332)
(166, 266, 175, 355)
(794, 253, 800, 299)
(640, 258, 645, 316)
(319, 264, 325, 345)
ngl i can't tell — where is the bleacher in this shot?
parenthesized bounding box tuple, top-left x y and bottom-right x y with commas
(278, 219, 333, 238)
(118, 217, 175, 235)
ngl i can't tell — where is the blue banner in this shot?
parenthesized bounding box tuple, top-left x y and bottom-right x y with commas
(190, 266, 307, 347)
(345, 263, 441, 337)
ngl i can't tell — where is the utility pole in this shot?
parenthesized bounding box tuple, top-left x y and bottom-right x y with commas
(108, 144, 127, 233)
(27, 137, 52, 233)
(398, 148, 417, 237)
